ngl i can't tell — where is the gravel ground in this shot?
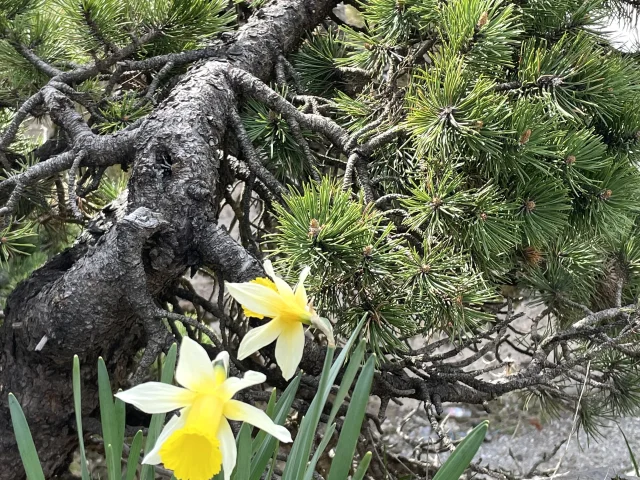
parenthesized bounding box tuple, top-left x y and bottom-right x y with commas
(477, 415, 640, 477)
(381, 395, 640, 479)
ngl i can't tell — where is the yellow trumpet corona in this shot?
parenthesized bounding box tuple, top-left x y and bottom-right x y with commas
(226, 260, 332, 380)
(115, 337, 291, 480)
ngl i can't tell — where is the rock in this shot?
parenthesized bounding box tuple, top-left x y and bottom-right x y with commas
(563, 468, 638, 480)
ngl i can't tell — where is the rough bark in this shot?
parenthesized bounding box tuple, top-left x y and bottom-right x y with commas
(0, 0, 336, 476)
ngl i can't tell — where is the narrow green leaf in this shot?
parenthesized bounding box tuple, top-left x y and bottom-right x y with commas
(351, 452, 372, 480)
(265, 443, 279, 480)
(141, 343, 178, 480)
(97, 357, 118, 480)
(112, 395, 126, 477)
(327, 339, 366, 426)
(72, 356, 90, 480)
(251, 389, 277, 455)
(249, 376, 301, 480)
(105, 444, 115, 480)
(328, 314, 368, 382)
(231, 423, 252, 480)
(283, 314, 367, 480)
(8, 393, 45, 480)
(327, 355, 375, 480)
(619, 425, 639, 476)
(282, 347, 335, 480)
(433, 421, 489, 480)
(265, 389, 277, 416)
(124, 430, 144, 480)
(302, 423, 336, 480)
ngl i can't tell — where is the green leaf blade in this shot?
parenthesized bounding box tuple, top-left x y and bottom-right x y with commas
(326, 355, 375, 480)
(8, 393, 45, 480)
(72, 355, 91, 480)
(433, 420, 489, 480)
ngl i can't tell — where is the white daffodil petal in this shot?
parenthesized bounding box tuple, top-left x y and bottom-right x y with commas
(114, 382, 194, 413)
(220, 371, 267, 400)
(237, 319, 284, 360)
(311, 316, 335, 348)
(262, 260, 276, 279)
(224, 400, 292, 443)
(217, 418, 237, 480)
(263, 260, 295, 300)
(275, 322, 305, 380)
(142, 410, 187, 464)
(213, 351, 230, 374)
(262, 259, 276, 279)
(297, 266, 311, 288)
(212, 351, 229, 387)
(175, 336, 216, 393)
(226, 282, 287, 318)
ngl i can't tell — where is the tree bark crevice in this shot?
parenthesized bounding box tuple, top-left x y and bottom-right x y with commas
(0, 0, 338, 476)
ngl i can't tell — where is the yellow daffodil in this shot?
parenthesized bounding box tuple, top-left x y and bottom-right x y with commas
(115, 337, 291, 480)
(226, 260, 334, 380)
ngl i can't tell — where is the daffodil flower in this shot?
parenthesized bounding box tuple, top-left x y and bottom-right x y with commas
(115, 337, 291, 480)
(226, 260, 334, 380)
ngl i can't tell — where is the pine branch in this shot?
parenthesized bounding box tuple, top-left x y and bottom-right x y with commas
(49, 81, 107, 123)
(228, 108, 286, 197)
(118, 43, 225, 73)
(81, 8, 118, 55)
(136, 60, 175, 107)
(227, 67, 351, 152)
(0, 150, 75, 219)
(0, 91, 43, 151)
(11, 42, 62, 78)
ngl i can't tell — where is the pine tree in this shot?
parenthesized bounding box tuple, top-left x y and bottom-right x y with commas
(1, 0, 640, 477)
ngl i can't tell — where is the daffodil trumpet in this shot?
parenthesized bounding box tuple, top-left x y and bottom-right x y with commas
(226, 260, 335, 380)
(115, 337, 292, 480)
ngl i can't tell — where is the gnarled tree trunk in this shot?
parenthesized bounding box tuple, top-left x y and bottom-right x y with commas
(0, 0, 335, 476)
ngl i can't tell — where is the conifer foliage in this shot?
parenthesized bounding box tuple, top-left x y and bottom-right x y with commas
(2, 0, 640, 477)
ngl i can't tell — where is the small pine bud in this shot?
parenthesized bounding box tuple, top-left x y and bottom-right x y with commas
(421, 264, 431, 274)
(565, 155, 576, 165)
(308, 218, 323, 238)
(396, 0, 405, 11)
(475, 120, 484, 129)
(439, 106, 455, 121)
(519, 129, 532, 145)
(268, 110, 278, 123)
(364, 43, 373, 51)
(0, 237, 7, 243)
(522, 246, 543, 266)
(455, 294, 463, 306)
(477, 11, 489, 28)
(600, 189, 612, 201)
(431, 196, 443, 209)
(480, 212, 488, 221)
(524, 200, 536, 213)
(363, 244, 373, 257)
